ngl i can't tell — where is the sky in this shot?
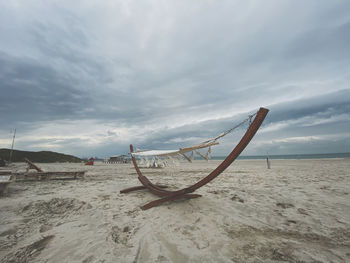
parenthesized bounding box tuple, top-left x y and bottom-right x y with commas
(0, 0, 350, 158)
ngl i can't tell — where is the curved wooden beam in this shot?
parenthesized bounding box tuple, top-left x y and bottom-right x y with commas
(187, 107, 269, 192)
(121, 107, 269, 209)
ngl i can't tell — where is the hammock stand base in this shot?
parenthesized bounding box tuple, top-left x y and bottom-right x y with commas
(121, 107, 269, 210)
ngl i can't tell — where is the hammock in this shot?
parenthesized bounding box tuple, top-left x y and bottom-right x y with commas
(132, 141, 218, 165)
(121, 107, 269, 210)
(132, 112, 257, 163)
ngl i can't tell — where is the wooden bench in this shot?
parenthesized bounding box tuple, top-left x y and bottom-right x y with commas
(13, 171, 85, 181)
(13, 158, 86, 181)
(0, 170, 12, 175)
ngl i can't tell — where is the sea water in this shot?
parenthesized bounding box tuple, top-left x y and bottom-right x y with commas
(209, 152, 350, 160)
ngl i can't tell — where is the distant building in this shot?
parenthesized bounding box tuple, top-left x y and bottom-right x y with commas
(105, 155, 131, 164)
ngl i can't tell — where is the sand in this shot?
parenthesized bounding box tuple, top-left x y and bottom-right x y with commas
(0, 158, 349, 263)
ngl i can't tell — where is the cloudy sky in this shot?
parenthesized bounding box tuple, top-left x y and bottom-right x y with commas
(1, 0, 350, 158)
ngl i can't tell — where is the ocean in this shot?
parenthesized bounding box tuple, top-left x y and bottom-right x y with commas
(210, 152, 350, 160)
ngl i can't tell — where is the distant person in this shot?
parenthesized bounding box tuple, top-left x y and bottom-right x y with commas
(0, 157, 5, 167)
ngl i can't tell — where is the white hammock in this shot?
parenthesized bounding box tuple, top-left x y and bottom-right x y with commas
(132, 140, 218, 158)
(132, 112, 256, 164)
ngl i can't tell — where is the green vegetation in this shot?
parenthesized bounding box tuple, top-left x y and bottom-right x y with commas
(0, 148, 83, 163)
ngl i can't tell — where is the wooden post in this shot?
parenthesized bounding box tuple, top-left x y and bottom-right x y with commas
(0, 175, 12, 196)
(1, 183, 9, 196)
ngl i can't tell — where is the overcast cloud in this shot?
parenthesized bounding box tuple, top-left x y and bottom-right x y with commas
(0, 0, 349, 157)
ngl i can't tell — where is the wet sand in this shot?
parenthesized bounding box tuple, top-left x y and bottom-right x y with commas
(1, 159, 349, 262)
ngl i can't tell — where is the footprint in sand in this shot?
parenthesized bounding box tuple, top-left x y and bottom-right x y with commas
(110, 224, 137, 247)
(297, 208, 309, 215)
(276, 202, 294, 209)
(1, 235, 54, 263)
(231, 194, 244, 203)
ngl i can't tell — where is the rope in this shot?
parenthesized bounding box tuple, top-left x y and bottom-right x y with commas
(202, 111, 258, 144)
(134, 110, 259, 162)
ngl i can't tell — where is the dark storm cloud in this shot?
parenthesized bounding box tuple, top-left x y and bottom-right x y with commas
(266, 89, 350, 124)
(0, 52, 91, 128)
(127, 88, 350, 156)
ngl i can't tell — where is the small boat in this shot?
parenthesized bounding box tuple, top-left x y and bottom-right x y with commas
(85, 157, 94, 165)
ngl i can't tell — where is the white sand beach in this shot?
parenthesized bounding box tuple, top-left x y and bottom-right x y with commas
(1, 158, 349, 263)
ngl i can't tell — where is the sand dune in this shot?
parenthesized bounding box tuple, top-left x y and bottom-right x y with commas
(1, 159, 349, 262)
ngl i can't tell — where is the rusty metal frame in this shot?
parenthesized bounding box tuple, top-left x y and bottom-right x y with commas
(121, 107, 269, 210)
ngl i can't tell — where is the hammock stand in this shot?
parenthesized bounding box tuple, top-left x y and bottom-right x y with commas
(121, 107, 269, 210)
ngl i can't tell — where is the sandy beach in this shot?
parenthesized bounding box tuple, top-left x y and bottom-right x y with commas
(1, 158, 349, 263)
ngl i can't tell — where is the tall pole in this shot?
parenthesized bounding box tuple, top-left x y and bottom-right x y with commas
(9, 128, 16, 163)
